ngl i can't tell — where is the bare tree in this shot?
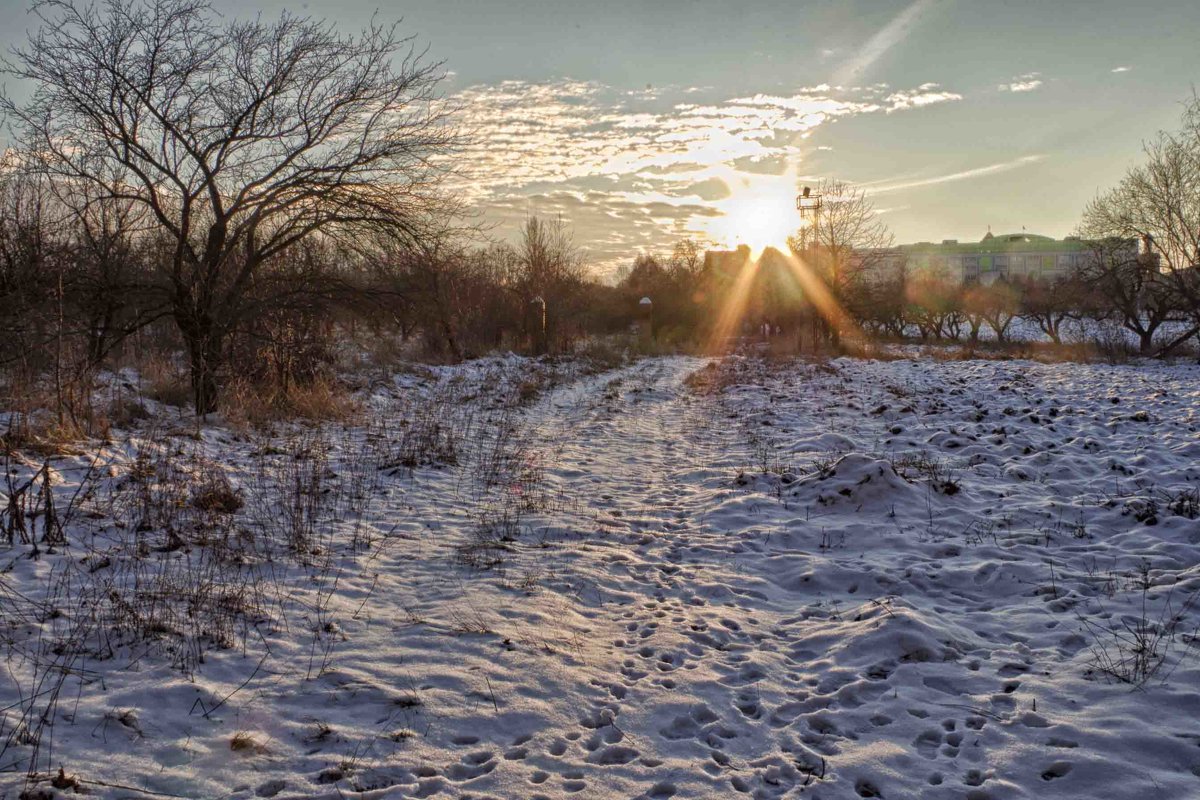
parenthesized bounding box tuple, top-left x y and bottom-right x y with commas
(964, 281, 1020, 344)
(0, 169, 55, 358)
(668, 238, 704, 281)
(1081, 94, 1200, 355)
(904, 267, 962, 342)
(514, 216, 586, 353)
(1018, 274, 1085, 345)
(1073, 238, 1178, 354)
(787, 178, 893, 346)
(611, 238, 708, 343)
(64, 190, 166, 367)
(386, 237, 481, 361)
(2, 0, 457, 413)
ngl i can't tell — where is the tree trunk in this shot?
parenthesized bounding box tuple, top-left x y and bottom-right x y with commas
(1048, 323, 1062, 345)
(189, 344, 220, 416)
(181, 316, 223, 416)
(1139, 330, 1155, 354)
(1154, 325, 1200, 358)
(441, 318, 462, 362)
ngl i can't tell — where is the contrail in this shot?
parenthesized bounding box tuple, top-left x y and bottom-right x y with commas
(834, 0, 942, 86)
(867, 155, 1045, 194)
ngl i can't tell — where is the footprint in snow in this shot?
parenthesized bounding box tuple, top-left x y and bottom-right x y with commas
(443, 750, 496, 782)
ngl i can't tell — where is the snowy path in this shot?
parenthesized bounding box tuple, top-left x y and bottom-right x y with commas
(488, 357, 1029, 800)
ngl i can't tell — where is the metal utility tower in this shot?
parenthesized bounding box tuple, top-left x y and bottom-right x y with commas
(795, 185, 823, 254)
(796, 185, 822, 213)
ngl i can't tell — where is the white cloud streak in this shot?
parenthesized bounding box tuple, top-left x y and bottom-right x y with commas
(867, 155, 1045, 194)
(833, 0, 941, 86)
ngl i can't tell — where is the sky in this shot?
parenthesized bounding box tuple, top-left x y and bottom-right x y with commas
(2, 0, 1199, 277)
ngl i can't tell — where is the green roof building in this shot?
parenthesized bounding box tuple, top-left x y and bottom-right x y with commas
(885, 231, 1138, 284)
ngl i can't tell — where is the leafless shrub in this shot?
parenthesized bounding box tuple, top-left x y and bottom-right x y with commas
(515, 379, 543, 405)
(0, 567, 94, 789)
(575, 337, 632, 373)
(191, 468, 243, 516)
(111, 438, 244, 555)
(466, 403, 553, 521)
(1091, 326, 1137, 365)
(447, 603, 494, 635)
(749, 437, 792, 476)
(230, 731, 267, 755)
(683, 360, 734, 395)
(378, 386, 479, 473)
(223, 375, 360, 430)
(129, 352, 193, 409)
(455, 505, 524, 572)
(1, 404, 92, 458)
(247, 433, 334, 560)
(891, 450, 961, 495)
(807, 452, 840, 480)
(962, 518, 1005, 547)
(1079, 571, 1200, 685)
(0, 390, 406, 790)
(1159, 486, 1200, 520)
(2, 461, 66, 553)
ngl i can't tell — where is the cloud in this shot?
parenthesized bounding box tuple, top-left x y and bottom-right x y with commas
(999, 73, 1043, 93)
(682, 177, 733, 201)
(867, 155, 1045, 194)
(885, 83, 963, 112)
(833, 0, 942, 86)
(448, 78, 964, 276)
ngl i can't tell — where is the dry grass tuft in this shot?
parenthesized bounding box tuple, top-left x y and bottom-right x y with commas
(139, 355, 193, 408)
(191, 472, 244, 514)
(230, 731, 268, 754)
(1, 412, 92, 458)
(223, 375, 359, 429)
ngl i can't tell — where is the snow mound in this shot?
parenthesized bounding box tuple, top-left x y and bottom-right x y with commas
(824, 603, 971, 669)
(791, 453, 916, 509)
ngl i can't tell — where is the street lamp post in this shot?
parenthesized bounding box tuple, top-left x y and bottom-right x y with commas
(530, 295, 547, 355)
(638, 296, 653, 344)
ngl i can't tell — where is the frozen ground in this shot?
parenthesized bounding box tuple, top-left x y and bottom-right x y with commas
(3, 353, 1200, 799)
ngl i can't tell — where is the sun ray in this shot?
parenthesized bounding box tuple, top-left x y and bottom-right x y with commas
(704, 251, 762, 353)
(777, 247, 866, 345)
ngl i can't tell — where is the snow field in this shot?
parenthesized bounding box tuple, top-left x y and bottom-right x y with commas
(2, 353, 1200, 799)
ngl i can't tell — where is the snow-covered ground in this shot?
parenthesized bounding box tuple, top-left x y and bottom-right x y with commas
(898, 316, 1197, 351)
(4, 353, 1200, 799)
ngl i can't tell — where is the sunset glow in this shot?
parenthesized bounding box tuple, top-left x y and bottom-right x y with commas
(702, 170, 803, 259)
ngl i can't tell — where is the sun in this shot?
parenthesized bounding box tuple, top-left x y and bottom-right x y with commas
(703, 170, 802, 259)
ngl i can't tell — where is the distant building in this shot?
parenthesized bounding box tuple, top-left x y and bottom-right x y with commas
(702, 232, 1147, 291)
(869, 231, 1141, 285)
(702, 244, 755, 279)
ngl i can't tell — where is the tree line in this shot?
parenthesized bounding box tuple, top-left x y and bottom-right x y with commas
(2, 0, 1198, 426)
(0, 0, 638, 425)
